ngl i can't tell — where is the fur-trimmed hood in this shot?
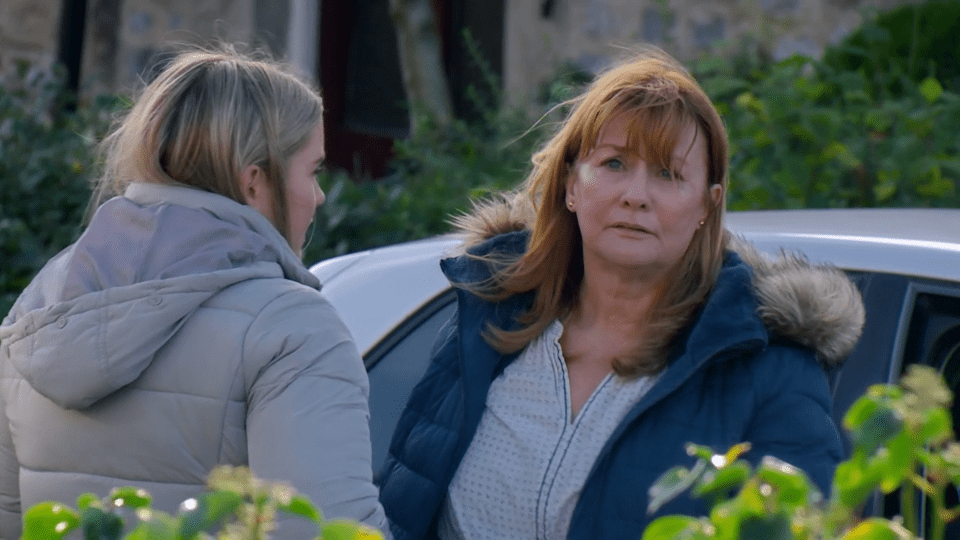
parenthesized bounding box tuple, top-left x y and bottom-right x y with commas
(449, 194, 865, 368)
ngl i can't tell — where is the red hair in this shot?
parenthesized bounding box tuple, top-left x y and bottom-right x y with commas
(464, 48, 729, 376)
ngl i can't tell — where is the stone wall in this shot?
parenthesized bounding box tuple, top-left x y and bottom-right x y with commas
(503, 0, 921, 104)
(0, 0, 304, 97)
(0, 0, 61, 82)
(85, 0, 260, 95)
(1, 0, 921, 102)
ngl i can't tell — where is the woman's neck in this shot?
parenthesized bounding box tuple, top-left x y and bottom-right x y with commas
(568, 264, 663, 334)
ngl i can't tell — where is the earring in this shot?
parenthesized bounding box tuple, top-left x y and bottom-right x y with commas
(698, 220, 705, 227)
(567, 201, 574, 210)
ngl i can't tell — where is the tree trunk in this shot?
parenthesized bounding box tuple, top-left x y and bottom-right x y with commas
(389, 0, 453, 132)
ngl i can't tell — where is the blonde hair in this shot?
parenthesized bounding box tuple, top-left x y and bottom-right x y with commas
(89, 45, 324, 246)
(464, 48, 729, 377)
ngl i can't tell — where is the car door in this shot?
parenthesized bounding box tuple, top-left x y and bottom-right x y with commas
(838, 271, 960, 533)
(364, 290, 456, 481)
(879, 276, 960, 534)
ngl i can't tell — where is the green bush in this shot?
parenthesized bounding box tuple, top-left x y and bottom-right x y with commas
(642, 364, 960, 540)
(22, 465, 382, 540)
(692, 29, 959, 210)
(822, 0, 960, 98)
(0, 61, 122, 315)
(302, 107, 547, 264)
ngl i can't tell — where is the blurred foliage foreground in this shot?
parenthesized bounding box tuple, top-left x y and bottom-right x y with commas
(18, 364, 960, 539)
(22, 465, 381, 540)
(1, 1, 959, 315)
(642, 364, 960, 540)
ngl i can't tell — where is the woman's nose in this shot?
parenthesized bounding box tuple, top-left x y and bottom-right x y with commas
(620, 171, 650, 208)
(314, 182, 326, 207)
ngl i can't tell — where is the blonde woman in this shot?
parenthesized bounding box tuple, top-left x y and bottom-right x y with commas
(378, 49, 864, 540)
(0, 47, 387, 538)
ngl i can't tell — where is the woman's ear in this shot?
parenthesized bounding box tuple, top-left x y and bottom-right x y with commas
(699, 184, 723, 223)
(709, 184, 722, 207)
(241, 164, 273, 220)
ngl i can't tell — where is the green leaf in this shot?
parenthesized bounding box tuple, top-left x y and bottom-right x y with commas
(76, 494, 99, 511)
(755, 456, 816, 505)
(919, 77, 944, 104)
(640, 515, 704, 540)
(278, 494, 322, 522)
(864, 109, 893, 132)
(915, 171, 954, 198)
(738, 514, 793, 540)
(822, 141, 861, 169)
(125, 509, 179, 540)
(108, 487, 152, 510)
(730, 477, 769, 514)
(918, 407, 953, 446)
(321, 519, 384, 540)
(177, 491, 243, 538)
(80, 506, 124, 540)
(873, 181, 897, 203)
(876, 431, 912, 493)
(692, 461, 752, 499)
(648, 460, 707, 514)
(849, 407, 903, 456)
(834, 457, 883, 507)
(22, 502, 80, 540)
(722, 443, 752, 465)
(841, 517, 914, 539)
(686, 443, 719, 461)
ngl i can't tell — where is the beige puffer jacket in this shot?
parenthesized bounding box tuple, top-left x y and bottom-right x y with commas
(0, 183, 387, 539)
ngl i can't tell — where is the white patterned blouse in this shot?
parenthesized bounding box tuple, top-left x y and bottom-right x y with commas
(438, 319, 660, 540)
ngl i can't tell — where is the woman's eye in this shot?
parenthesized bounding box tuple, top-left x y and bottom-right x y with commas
(657, 168, 680, 180)
(602, 158, 624, 171)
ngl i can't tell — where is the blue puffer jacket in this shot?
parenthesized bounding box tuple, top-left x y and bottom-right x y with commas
(379, 220, 864, 540)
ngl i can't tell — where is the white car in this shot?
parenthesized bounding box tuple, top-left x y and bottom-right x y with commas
(310, 207, 960, 518)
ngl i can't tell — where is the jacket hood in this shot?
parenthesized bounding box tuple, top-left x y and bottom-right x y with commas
(449, 194, 864, 368)
(0, 182, 319, 409)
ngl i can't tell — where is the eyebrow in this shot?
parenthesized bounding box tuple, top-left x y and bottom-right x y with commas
(593, 143, 631, 153)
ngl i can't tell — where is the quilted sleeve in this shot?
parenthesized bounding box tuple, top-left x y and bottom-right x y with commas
(243, 286, 389, 538)
(0, 385, 21, 540)
(742, 344, 845, 495)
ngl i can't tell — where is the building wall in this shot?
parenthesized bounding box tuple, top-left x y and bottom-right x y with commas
(84, 0, 259, 95)
(0, 0, 62, 81)
(1, 0, 922, 102)
(0, 0, 312, 97)
(503, 0, 921, 104)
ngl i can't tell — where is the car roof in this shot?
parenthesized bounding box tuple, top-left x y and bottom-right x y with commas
(311, 208, 960, 355)
(725, 208, 960, 282)
(311, 236, 461, 355)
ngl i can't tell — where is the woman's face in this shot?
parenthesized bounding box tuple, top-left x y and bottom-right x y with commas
(244, 123, 326, 255)
(566, 113, 721, 281)
(284, 123, 327, 254)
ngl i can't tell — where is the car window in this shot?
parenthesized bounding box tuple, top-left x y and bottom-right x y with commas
(875, 280, 960, 535)
(366, 291, 456, 481)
